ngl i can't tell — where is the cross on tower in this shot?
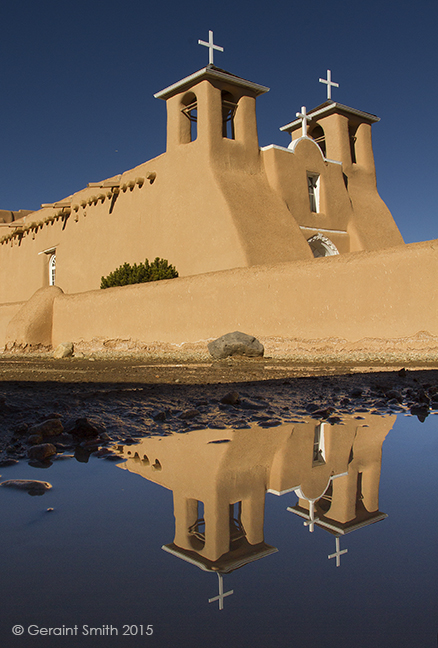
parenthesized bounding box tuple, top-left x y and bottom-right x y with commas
(319, 69, 339, 100)
(296, 106, 312, 139)
(198, 30, 224, 66)
(208, 573, 234, 610)
(328, 536, 348, 567)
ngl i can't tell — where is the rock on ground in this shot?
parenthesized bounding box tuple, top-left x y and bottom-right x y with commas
(27, 443, 57, 461)
(208, 332, 264, 359)
(0, 479, 52, 494)
(53, 342, 74, 359)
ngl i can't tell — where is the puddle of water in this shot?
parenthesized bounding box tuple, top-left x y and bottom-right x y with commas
(0, 408, 436, 648)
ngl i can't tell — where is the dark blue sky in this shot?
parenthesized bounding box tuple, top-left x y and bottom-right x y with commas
(0, 0, 436, 244)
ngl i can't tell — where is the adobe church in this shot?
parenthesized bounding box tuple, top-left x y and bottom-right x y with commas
(0, 33, 436, 353)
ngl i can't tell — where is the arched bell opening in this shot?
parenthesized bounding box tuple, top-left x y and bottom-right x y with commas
(188, 500, 206, 551)
(309, 124, 326, 157)
(180, 91, 198, 143)
(221, 91, 237, 139)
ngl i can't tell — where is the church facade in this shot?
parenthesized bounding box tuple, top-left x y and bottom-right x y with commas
(0, 63, 402, 305)
(0, 52, 435, 354)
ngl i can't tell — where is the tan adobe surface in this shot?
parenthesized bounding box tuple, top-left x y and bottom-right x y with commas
(0, 63, 434, 358)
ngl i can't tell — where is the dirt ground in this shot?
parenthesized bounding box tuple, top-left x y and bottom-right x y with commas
(0, 354, 437, 384)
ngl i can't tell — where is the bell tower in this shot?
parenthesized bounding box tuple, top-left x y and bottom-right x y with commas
(154, 65, 269, 160)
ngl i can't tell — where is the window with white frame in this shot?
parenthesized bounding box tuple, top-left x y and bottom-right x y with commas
(307, 173, 320, 213)
(312, 423, 326, 466)
(49, 253, 56, 286)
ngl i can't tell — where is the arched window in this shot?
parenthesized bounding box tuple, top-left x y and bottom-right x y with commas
(307, 234, 339, 258)
(221, 91, 237, 139)
(49, 253, 56, 285)
(181, 91, 197, 143)
(309, 124, 326, 157)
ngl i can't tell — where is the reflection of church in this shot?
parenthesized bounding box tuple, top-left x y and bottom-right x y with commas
(116, 412, 396, 606)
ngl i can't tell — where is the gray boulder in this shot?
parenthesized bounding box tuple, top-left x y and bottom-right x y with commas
(208, 332, 264, 359)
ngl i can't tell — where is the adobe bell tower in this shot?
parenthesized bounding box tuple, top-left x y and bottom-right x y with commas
(153, 31, 269, 165)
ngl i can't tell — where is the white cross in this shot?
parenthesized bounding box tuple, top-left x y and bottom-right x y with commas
(302, 499, 319, 532)
(296, 106, 312, 138)
(319, 69, 339, 100)
(328, 536, 348, 567)
(208, 573, 233, 610)
(198, 30, 224, 66)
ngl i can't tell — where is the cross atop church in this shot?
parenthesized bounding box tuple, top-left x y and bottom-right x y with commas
(198, 30, 224, 66)
(296, 106, 312, 138)
(328, 536, 348, 567)
(319, 69, 339, 100)
(208, 573, 234, 610)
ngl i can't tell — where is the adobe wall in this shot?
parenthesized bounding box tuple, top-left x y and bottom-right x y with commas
(40, 238, 437, 351)
(0, 148, 250, 303)
(0, 301, 25, 348)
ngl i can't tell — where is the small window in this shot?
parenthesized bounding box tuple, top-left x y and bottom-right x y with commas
(49, 253, 56, 286)
(307, 174, 320, 213)
(312, 423, 326, 466)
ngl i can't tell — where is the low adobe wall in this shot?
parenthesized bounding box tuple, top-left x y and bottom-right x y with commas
(43, 239, 438, 350)
(1, 239, 437, 357)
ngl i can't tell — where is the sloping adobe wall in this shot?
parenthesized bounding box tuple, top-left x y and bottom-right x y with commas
(4, 286, 63, 349)
(0, 301, 26, 348)
(39, 239, 438, 349)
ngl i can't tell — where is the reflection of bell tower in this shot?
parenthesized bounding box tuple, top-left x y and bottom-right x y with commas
(286, 414, 395, 552)
(116, 427, 281, 571)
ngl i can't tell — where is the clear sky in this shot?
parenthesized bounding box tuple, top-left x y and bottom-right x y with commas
(0, 0, 436, 244)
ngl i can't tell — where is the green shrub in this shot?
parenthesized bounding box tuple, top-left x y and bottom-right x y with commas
(100, 257, 178, 289)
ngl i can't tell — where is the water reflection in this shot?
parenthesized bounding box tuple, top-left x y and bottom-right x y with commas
(115, 412, 396, 608)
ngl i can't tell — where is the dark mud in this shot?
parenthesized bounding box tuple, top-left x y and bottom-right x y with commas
(0, 358, 437, 467)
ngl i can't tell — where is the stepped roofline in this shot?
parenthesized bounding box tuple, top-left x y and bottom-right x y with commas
(280, 100, 380, 133)
(154, 64, 269, 100)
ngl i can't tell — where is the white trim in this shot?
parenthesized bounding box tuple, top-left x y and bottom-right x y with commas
(288, 135, 324, 159)
(267, 485, 300, 496)
(260, 143, 342, 165)
(300, 226, 347, 234)
(38, 246, 58, 256)
(280, 101, 380, 132)
(260, 144, 289, 152)
(154, 67, 269, 100)
(323, 158, 342, 166)
(48, 252, 56, 286)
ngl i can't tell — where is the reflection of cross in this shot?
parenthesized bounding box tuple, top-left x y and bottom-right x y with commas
(328, 536, 348, 567)
(198, 30, 224, 65)
(296, 106, 312, 138)
(319, 69, 339, 100)
(303, 500, 319, 532)
(208, 573, 233, 610)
